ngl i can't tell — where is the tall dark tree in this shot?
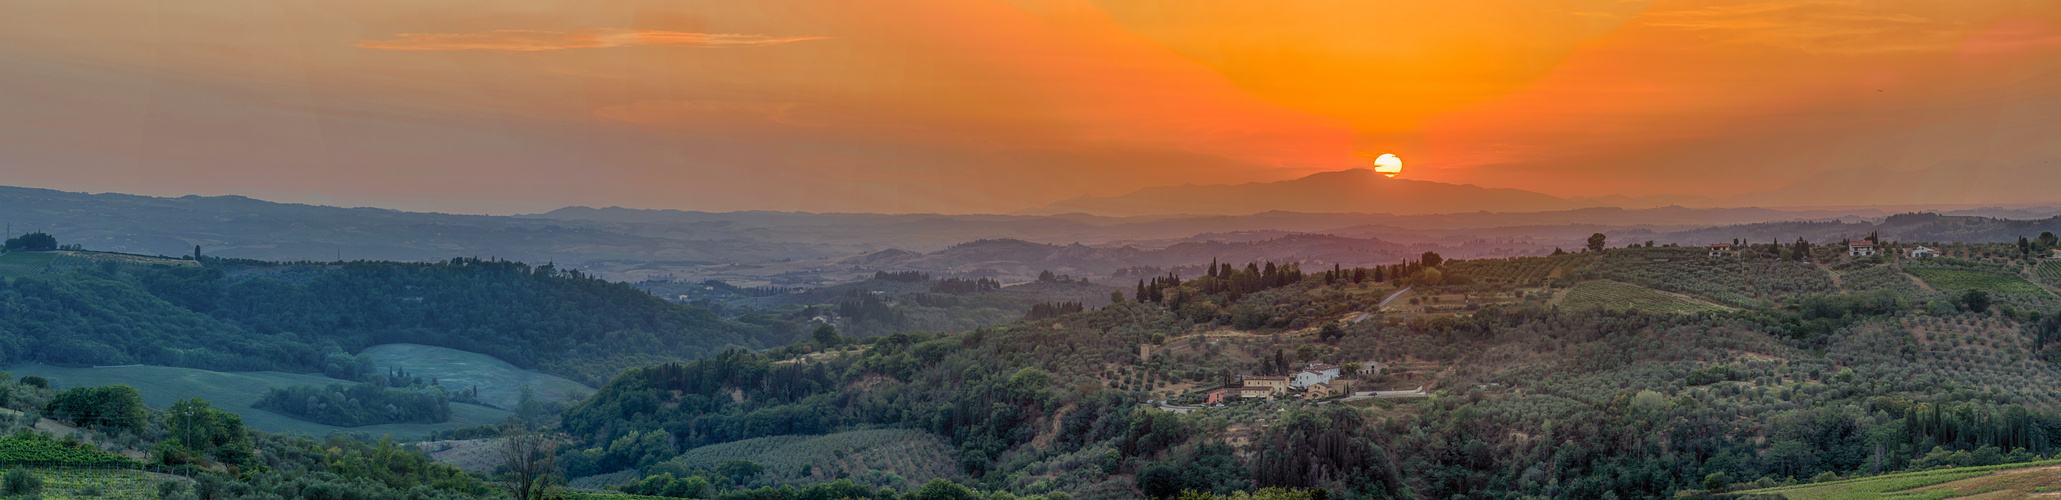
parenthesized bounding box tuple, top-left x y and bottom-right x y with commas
(1963, 290, 1992, 313)
(2, 232, 56, 252)
(1420, 251, 1444, 269)
(1587, 233, 1607, 253)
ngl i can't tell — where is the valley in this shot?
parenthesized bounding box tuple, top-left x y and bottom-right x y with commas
(1, 216, 2059, 500)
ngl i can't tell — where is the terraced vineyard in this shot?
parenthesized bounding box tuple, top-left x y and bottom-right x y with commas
(2037, 260, 2061, 286)
(1443, 253, 1595, 285)
(2, 468, 175, 500)
(41, 251, 197, 275)
(660, 429, 961, 490)
(1559, 280, 1721, 312)
(0, 436, 137, 466)
(1739, 458, 2061, 500)
(1839, 264, 1936, 300)
(0, 251, 57, 278)
(1588, 248, 1764, 307)
(1907, 269, 2048, 295)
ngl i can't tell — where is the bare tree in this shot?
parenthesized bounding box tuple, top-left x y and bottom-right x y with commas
(502, 424, 559, 500)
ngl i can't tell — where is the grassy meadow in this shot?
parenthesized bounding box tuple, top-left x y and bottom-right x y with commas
(8, 364, 509, 439)
(360, 343, 593, 410)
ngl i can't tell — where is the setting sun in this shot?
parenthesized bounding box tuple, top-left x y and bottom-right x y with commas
(1372, 153, 1403, 178)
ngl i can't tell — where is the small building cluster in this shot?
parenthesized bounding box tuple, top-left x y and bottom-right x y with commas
(1848, 240, 1876, 257)
(1909, 246, 1937, 259)
(1212, 363, 1357, 402)
(1707, 243, 1733, 257)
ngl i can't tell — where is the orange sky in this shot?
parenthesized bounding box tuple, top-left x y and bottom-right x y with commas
(1, 0, 2057, 213)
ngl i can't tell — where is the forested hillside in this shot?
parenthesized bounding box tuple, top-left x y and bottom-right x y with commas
(553, 239, 2061, 500)
(0, 256, 809, 384)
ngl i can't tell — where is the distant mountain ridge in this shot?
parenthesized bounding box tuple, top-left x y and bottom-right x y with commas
(1018, 169, 1586, 216)
(1018, 164, 2061, 217)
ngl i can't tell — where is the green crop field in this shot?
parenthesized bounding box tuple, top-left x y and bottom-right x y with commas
(1906, 269, 2048, 295)
(563, 493, 672, 500)
(661, 429, 962, 490)
(0, 252, 58, 278)
(0, 437, 135, 466)
(1737, 459, 2061, 500)
(1560, 280, 1721, 312)
(360, 344, 594, 410)
(0, 467, 177, 500)
(2037, 260, 2061, 286)
(8, 364, 510, 439)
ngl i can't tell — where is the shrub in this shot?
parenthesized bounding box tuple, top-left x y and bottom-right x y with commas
(1, 468, 41, 495)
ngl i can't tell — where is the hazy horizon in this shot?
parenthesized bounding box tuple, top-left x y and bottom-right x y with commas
(5, 1, 2060, 214)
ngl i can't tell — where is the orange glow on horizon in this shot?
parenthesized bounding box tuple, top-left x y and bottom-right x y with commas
(0, 0, 2057, 213)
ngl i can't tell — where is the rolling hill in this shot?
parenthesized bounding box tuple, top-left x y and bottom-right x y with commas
(1018, 168, 1586, 217)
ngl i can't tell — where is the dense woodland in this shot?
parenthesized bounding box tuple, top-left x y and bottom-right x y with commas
(0, 255, 812, 384)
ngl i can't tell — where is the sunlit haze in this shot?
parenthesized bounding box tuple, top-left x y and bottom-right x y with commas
(3, 0, 2059, 214)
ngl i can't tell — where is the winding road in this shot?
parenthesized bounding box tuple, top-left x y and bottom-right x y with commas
(1351, 286, 1412, 323)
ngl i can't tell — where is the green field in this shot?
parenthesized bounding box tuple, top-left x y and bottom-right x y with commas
(2037, 260, 2061, 286)
(1737, 459, 2061, 499)
(0, 436, 136, 466)
(361, 344, 593, 410)
(0, 252, 58, 278)
(1906, 269, 2048, 295)
(0, 467, 176, 500)
(1560, 280, 1721, 312)
(8, 364, 510, 439)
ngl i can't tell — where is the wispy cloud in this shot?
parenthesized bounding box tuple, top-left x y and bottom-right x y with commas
(355, 29, 827, 51)
(1642, 1, 1961, 54)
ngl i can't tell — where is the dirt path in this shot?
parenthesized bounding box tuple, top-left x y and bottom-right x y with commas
(1351, 287, 1412, 323)
(1907, 272, 1940, 293)
(1819, 262, 1848, 293)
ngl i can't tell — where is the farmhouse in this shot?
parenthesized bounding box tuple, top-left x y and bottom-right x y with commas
(1205, 388, 1229, 405)
(1241, 375, 1289, 392)
(1909, 246, 1938, 259)
(2052, 248, 2061, 259)
(1291, 364, 1342, 388)
(1707, 243, 1733, 257)
(1848, 241, 1877, 257)
(1234, 386, 1276, 399)
(1304, 382, 1335, 399)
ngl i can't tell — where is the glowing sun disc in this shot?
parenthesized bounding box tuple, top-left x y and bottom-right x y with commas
(1372, 154, 1403, 177)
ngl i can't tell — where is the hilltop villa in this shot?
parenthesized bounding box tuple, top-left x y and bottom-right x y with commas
(1849, 241, 1877, 257)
